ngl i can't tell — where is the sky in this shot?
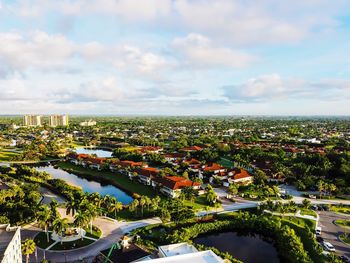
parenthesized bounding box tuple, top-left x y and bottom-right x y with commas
(0, 0, 350, 116)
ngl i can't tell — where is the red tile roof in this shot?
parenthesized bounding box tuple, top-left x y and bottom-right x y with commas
(204, 163, 225, 171)
(179, 146, 203, 152)
(156, 176, 200, 190)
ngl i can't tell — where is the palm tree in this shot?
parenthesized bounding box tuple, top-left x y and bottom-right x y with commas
(139, 196, 146, 217)
(84, 203, 97, 233)
(66, 198, 79, 216)
(36, 206, 51, 243)
(52, 218, 69, 245)
(21, 238, 36, 263)
(74, 213, 88, 240)
(109, 201, 123, 218)
(317, 180, 325, 199)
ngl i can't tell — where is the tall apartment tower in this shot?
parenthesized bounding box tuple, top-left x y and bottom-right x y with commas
(23, 115, 42, 126)
(49, 115, 69, 127)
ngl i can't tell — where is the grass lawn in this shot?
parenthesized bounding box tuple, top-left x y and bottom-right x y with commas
(56, 162, 157, 198)
(335, 219, 350, 228)
(277, 215, 316, 230)
(50, 237, 95, 250)
(84, 226, 102, 239)
(300, 209, 317, 217)
(0, 150, 20, 161)
(330, 205, 350, 215)
(218, 157, 235, 168)
(34, 232, 56, 249)
(340, 233, 350, 246)
(183, 195, 216, 211)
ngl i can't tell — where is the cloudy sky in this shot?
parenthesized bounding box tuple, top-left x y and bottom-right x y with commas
(0, 0, 350, 115)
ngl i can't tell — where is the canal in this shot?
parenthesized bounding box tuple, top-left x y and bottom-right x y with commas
(35, 165, 133, 205)
(194, 231, 280, 263)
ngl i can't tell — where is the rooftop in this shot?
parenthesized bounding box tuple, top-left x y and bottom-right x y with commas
(158, 242, 198, 257)
(140, 251, 224, 263)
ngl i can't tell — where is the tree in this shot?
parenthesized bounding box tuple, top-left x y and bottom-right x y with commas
(66, 198, 79, 216)
(22, 238, 36, 263)
(206, 190, 217, 205)
(139, 196, 146, 217)
(317, 180, 325, 199)
(36, 206, 51, 243)
(109, 201, 123, 218)
(52, 218, 69, 245)
(228, 184, 238, 196)
(254, 169, 268, 185)
(74, 213, 88, 240)
(302, 199, 311, 209)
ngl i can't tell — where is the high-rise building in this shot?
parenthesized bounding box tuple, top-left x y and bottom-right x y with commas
(23, 115, 42, 126)
(0, 225, 22, 263)
(49, 115, 69, 127)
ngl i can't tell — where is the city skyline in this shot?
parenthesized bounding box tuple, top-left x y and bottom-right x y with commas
(0, 0, 350, 115)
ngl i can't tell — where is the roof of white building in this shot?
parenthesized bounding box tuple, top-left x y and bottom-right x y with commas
(158, 242, 198, 257)
(141, 250, 225, 263)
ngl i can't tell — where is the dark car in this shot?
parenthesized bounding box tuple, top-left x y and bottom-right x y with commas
(316, 236, 324, 242)
(340, 255, 350, 263)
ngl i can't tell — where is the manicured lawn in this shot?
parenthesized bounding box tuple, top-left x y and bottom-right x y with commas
(335, 219, 350, 228)
(218, 157, 235, 168)
(340, 233, 350, 245)
(56, 162, 157, 198)
(300, 209, 317, 217)
(34, 232, 56, 249)
(84, 226, 102, 239)
(0, 150, 20, 161)
(50, 237, 95, 250)
(183, 195, 218, 211)
(330, 205, 350, 215)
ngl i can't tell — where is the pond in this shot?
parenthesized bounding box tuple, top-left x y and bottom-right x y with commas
(36, 165, 133, 205)
(75, 147, 113, 158)
(194, 231, 280, 263)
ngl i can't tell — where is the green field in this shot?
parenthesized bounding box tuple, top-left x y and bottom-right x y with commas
(340, 233, 350, 246)
(330, 205, 350, 215)
(0, 150, 20, 161)
(57, 161, 157, 198)
(335, 219, 350, 228)
(218, 157, 235, 168)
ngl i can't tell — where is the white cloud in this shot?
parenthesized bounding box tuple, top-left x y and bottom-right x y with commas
(5, 0, 348, 46)
(172, 33, 255, 68)
(223, 74, 350, 102)
(0, 31, 75, 74)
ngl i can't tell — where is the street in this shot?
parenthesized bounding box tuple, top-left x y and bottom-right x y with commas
(317, 211, 350, 257)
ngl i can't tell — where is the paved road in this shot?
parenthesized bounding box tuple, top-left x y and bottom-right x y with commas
(22, 208, 162, 263)
(317, 211, 350, 257)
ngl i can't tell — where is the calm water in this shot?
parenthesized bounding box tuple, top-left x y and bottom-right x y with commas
(75, 147, 113, 158)
(36, 165, 133, 204)
(194, 231, 280, 263)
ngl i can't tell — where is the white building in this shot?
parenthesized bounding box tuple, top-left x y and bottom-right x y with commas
(23, 115, 42, 127)
(80, 120, 96, 127)
(134, 242, 224, 263)
(0, 225, 22, 263)
(49, 115, 69, 127)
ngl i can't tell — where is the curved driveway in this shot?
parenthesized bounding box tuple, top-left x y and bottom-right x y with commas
(22, 208, 161, 263)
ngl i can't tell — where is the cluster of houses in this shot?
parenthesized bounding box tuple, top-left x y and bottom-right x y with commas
(66, 149, 253, 198)
(66, 153, 202, 198)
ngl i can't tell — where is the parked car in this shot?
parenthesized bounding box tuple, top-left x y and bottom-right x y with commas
(316, 236, 324, 242)
(316, 227, 322, 235)
(323, 241, 336, 252)
(340, 255, 350, 263)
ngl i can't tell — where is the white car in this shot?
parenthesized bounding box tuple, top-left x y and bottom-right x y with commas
(323, 241, 335, 252)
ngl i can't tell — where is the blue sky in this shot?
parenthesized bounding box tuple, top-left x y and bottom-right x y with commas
(0, 0, 350, 115)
